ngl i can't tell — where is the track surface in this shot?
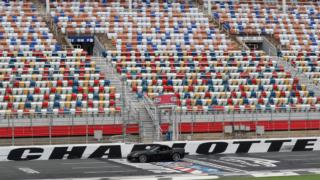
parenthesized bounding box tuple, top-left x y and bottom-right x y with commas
(2, 151, 320, 180)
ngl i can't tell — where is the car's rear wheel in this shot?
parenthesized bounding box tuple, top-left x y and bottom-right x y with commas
(139, 155, 148, 163)
(172, 153, 181, 161)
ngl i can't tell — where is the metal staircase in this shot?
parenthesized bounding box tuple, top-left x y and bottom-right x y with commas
(33, 0, 73, 50)
(275, 56, 320, 96)
(96, 34, 117, 51)
(99, 56, 156, 143)
(93, 12, 159, 143)
(194, 1, 249, 51)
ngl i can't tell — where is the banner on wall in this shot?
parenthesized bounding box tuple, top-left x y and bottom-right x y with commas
(154, 94, 177, 105)
(0, 137, 319, 161)
(68, 36, 94, 43)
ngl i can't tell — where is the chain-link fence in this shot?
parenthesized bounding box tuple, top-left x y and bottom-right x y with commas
(156, 109, 320, 141)
(0, 111, 142, 146)
(1, 109, 320, 146)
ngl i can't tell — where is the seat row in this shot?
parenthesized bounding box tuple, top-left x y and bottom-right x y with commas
(0, 93, 120, 101)
(0, 100, 118, 109)
(122, 71, 292, 79)
(0, 80, 111, 88)
(127, 78, 297, 86)
(0, 50, 88, 57)
(0, 73, 105, 81)
(0, 68, 100, 75)
(105, 50, 267, 57)
(133, 84, 306, 93)
(0, 107, 121, 116)
(0, 61, 96, 68)
(175, 97, 319, 106)
(146, 90, 314, 99)
(176, 104, 320, 112)
(0, 86, 116, 94)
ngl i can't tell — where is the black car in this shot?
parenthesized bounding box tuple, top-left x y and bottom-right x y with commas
(127, 145, 186, 163)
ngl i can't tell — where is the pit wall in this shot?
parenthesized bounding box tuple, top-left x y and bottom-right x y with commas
(2, 119, 320, 138)
(0, 137, 319, 161)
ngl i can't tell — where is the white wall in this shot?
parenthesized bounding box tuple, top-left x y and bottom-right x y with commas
(0, 137, 319, 161)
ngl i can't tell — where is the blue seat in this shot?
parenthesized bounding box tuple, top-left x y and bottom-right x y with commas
(93, 93, 99, 100)
(104, 80, 110, 86)
(184, 93, 191, 99)
(25, 102, 31, 109)
(76, 100, 82, 107)
(54, 94, 61, 101)
(211, 97, 218, 105)
(53, 101, 60, 109)
(195, 99, 202, 106)
(27, 94, 34, 101)
(72, 86, 78, 93)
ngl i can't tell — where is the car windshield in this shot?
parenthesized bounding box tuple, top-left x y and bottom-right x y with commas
(149, 145, 170, 151)
(149, 146, 160, 151)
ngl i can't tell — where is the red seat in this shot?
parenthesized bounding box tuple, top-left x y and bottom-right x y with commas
(34, 87, 40, 94)
(71, 93, 77, 100)
(50, 87, 56, 93)
(42, 101, 48, 108)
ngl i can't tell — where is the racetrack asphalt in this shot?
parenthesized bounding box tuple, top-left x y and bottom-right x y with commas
(1, 151, 320, 180)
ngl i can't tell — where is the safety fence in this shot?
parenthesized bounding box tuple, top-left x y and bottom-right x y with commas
(0, 111, 142, 146)
(156, 108, 320, 141)
(1, 109, 320, 146)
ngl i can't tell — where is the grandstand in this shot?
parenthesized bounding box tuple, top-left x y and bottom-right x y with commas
(0, 0, 320, 145)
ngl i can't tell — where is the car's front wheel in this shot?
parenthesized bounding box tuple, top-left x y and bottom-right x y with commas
(139, 155, 148, 163)
(172, 153, 181, 161)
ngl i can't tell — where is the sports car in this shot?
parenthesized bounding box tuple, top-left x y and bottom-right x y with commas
(127, 145, 186, 163)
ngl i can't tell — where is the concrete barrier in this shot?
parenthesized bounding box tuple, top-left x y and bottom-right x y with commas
(0, 137, 319, 161)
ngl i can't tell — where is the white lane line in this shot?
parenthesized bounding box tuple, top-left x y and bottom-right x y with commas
(304, 162, 320, 165)
(110, 178, 157, 180)
(184, 158, 247, 173)
(258, 154, 318, 158)
(62, 162, 106, 165)
(285, 154, 319, 157)
(110, 159, 180, 173)
(38, 175, 218, 180)
(198, 158, 247, 168)
(84, 170, 138, 174)
(250, 171, 299, 177)
(172, 176, 219, 180)
(28, 178, 103, 180)
(18, 167, 40, 174)
(289, 158, 320, 161)
(308, 170, 320, 174)
(109, 175, 219, 180)
(72, 165, 119, 169)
